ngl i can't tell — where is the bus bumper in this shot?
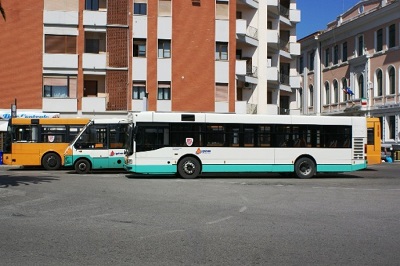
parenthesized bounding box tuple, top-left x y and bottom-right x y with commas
(64, 155, 73, 167)
(124, 164, 132, 171)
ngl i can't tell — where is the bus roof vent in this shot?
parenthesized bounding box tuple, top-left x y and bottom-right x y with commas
(181, 114, 195, 122)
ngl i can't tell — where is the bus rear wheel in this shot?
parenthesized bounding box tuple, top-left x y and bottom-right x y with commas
(42, 153, 61, 170)
(75, 159, 91, 174)
(294, 157, 316, 179)
(178, 157, 201, 179)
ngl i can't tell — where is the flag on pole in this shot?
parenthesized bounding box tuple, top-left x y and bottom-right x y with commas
(345, 87, 354, 95)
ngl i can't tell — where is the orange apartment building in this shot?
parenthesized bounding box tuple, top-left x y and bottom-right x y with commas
(0, 0, 301, 124)
(299, 0, 400, 150)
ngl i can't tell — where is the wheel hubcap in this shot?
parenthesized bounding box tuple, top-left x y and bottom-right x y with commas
(300, 162, 311, 175)
(47, 156, 56, 167)
(183, 161, 195, 175)
(78, 163, 87, 171)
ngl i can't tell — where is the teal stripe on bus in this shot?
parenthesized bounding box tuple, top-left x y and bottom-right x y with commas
(129, 163, 367, 174)
(67, 155, 125, 169)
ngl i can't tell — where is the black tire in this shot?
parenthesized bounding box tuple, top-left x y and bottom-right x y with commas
(177, 157, 201, 179)
(42, 153, 61, 170)
(294, 157, 316, 179)
(74, 159, 91, 174)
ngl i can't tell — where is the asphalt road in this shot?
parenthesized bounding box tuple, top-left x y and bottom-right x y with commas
(1, 163, 399, 265)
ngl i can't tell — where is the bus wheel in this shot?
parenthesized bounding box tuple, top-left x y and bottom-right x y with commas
(42, 153, 61, 170)
(178, 157, 201, 179)
(75, 159, 91, 174)
(294, 157, 316, 179)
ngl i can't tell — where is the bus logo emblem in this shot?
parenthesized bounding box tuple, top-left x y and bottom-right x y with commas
(186, 138, 193, 147)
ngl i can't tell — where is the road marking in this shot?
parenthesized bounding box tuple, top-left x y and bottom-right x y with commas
(206, 216, 233, 225)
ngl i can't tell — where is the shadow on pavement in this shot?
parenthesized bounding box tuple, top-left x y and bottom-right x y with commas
(0, 174, 58, 188)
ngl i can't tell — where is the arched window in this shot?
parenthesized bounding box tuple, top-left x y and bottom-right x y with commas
(389, 67, 395, 94)
(358, 74, 364, 98)
(333, 80, 338, 103)
(325, 82, 330, 105)
(342, 78, 348, 101)
(309, 85, 313, 107)
(376, 69, 383, 96)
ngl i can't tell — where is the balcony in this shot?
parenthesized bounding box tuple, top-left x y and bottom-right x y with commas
(83, 10, 107, 27)
(83, 53, 107, 70)
(43, 10, 78, 25)
(42, 98, 77, 112)
(43, 54, 78, 69)
(82, 95, 107, 113)
(289, 9, 301, 23)
(236, 24, 258, 46)
(290, 42, 301, 56)
(267, 67, 279, 82)
(236, 60, 247, 75)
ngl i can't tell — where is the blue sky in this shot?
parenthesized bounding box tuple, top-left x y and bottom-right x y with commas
(297, 0, 361, 39)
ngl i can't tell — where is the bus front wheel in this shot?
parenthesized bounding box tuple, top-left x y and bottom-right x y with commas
(178, 157, 201, 179)
(294, 157, 316, 179)
(75, 159, 91, 174)
(42, 153, 61, 170)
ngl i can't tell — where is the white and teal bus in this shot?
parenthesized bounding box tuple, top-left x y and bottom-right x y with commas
(64, 118, 130, 174)
(124, 112, 367, 179)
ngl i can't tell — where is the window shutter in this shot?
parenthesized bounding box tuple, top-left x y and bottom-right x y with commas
(215, 84, 228, 102)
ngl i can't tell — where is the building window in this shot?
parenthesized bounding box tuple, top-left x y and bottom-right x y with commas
(134, 1, 147, 15)
(158, 40, 171, 58)
(388, 116, 396, 140)
(309, 50, 314, 71)
(159, 0, 171, 16)
(216, 1, 229, 20)
(324, 48, 330, 67)
(132, 82, 146, 99)
(342, 78, 348, 101)
(357, 35, 364, 56)
(377, 69, 383, 96)
(133, 39, 146, 57)
(215, 42, 228, 61)
(309, 85, 314, 107)
(215, 83, 229, 102)
(333, 80, 338, 103)
(85, 0, 99, 10)
(388, 24, 396, 48)
(85, 39, 99, 54)
(43, 76, 77, 98)
(333, 45, 339, 65)
(358, 74, 364, 98)
(325, 82, 330, 105)
(389, 67, 395, 95)
(45, 35, 77, 54)
(157, 82, 171, 100)
(376, 28, 383, 52)
(342, 42, 347, 62)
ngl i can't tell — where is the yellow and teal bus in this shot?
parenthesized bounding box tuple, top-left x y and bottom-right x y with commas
(124, 112, 367, 179)
(64, 118, 130, 174)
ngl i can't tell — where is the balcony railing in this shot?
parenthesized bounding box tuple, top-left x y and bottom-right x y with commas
(280, 5, 289, 18)
(280, 73, 289, 85)
(247, 65, 258, 78)
(247, 26, 258, 40)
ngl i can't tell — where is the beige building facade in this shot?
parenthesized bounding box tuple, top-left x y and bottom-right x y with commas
(299, 0, 400, 150)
